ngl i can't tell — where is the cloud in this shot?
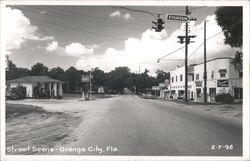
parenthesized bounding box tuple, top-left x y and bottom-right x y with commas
(40, 36, 54, 41)
(46, 41, 58, 51)
(109, 10, 121, 17)
(76, 15, 236, 75)
(64, 43, 95, 57)
(123, 13, 131, 20)
(109, 10, 132, 20)
(5, 7, 55, 53)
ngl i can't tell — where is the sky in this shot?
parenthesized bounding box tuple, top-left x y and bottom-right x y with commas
(4, 5, 239, 75)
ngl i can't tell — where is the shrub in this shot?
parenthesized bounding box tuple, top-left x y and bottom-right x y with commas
(10, 85, 26, 99)
(215, 93, 234, 103)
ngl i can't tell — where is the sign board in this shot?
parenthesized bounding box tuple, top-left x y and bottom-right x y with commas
(217, 80, 229, 87)
(152, 86, 160, 90)
(82, 75, 90, 82)
(98, 86, 104, 93)
(167, 14, 189, 22)
(82, 74, 94, 82)
(159, 83, 166, 88)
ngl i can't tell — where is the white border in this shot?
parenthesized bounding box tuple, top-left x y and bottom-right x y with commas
(0, 1, 249, 161)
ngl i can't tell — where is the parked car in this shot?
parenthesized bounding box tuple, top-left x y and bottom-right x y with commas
(144, 93, 152, 99)
(6, 93, 20, 100)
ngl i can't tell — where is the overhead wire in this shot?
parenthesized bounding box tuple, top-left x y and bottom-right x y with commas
(188, 19, 242, 58)
(157, 46, 185, 62)
(13, 6, 135, 41)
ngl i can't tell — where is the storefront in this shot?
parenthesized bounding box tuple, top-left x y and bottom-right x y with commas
(170, 57, 242, 102)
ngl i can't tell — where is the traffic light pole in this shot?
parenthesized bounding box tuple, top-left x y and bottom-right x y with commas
(184, 6, 189, 103)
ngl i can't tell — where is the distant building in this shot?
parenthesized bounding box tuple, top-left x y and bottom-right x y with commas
(7, 76, 64, 98)
(170, 57, 242, 102)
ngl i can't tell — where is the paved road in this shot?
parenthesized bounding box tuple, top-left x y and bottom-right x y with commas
(66, 95, 242, 156)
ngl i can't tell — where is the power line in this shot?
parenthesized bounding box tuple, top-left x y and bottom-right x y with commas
(14, 6, 135, 41)
(189, 19, 242, 58)
(157, 46, 185, 62)
(17, 6, 147, 31)
(110, 6, 207, 17)
(46, 6, 147, 28)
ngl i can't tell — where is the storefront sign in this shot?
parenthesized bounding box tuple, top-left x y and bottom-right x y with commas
(217, 80, 228, 87)
(195, 81, 202, 87)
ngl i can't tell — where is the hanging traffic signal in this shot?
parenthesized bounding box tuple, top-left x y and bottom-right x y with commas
(152, 15, 165, 32)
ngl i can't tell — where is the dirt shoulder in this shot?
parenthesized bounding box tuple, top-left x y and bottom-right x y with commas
(5, 97, 118, 155)
(6, 103, 81, 155)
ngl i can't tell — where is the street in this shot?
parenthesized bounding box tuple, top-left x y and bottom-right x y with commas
(55, 95, 242, 156)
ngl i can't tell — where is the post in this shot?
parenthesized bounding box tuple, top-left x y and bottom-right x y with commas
(204, 20, 207, 103)
(184, 6, 189, 102)
(89, 71, 92, 99)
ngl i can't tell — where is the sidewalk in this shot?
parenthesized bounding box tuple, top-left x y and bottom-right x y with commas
(152, 97, 242, 121)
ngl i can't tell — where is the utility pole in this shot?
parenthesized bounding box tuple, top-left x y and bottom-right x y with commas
(176, 6, 196, 103)
(184, 6, 189, 103)
(204, 20, 207, 103)
(89, 71, 92, 99)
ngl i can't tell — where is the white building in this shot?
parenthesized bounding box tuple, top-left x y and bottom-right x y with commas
(7, 76, 64, 98)
(170, 65, 195, 100)
(170, 57, 242, 102)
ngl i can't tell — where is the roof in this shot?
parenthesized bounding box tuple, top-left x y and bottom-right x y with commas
(169, 57, 234, 72)
(7, 76, 64, 84)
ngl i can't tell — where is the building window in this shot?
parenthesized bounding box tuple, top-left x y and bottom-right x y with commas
(176, 76, 178, 82)
(219, 69, 227, 78)
(211, 70, 214, 79)
(191, 74, 194, 81)
(239, 71, 243, 78)
(180, 74, 183, 81)
(172, 77, 174, 82)
(220, 72, 226, 78)
(196, 74, 199, 80)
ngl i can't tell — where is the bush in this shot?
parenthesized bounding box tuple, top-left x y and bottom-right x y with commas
(215, 93, 234, 103)
(10, 85, 26, 99)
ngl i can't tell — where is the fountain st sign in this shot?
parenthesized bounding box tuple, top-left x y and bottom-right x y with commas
(167, 14, 189, 22)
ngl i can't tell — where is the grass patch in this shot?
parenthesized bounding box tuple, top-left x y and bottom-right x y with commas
(6, 103, 51, 119)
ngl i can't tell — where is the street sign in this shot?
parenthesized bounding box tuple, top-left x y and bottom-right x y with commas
(167, 14, 189, 22)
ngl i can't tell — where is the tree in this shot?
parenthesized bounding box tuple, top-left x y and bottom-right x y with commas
(49, 67, 65, 81)
(156, 69, 170, 83)
(215, 7, 243, 71)
(92, 67, 106, 91)
(65, 66, 82, 93)
(30, 63, 49, 76)
(108, 67, 131, 94)
(215, 7, 242, 48)
(6, 60, 30, 80)
(6, 60, 18, 80)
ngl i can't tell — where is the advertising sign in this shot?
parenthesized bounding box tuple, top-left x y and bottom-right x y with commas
(82, 75, 90, 82)
(152, 86, 160, 90)
(217, 80, 229, 87)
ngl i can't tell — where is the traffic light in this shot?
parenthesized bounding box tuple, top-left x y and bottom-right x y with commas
(152, 16, 165, 32)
